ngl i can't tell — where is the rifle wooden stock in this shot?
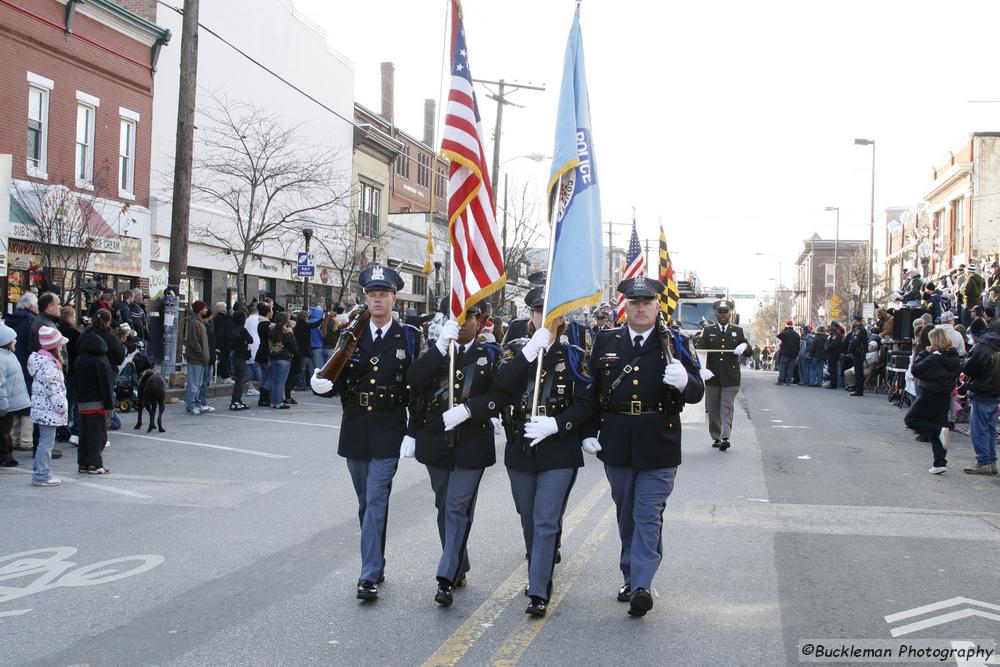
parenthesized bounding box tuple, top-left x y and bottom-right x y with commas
(319, 306, 371, 382)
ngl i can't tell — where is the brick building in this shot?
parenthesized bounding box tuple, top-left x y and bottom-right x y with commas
(792, 234, 869, 324)
(0, 0, 169, 312)
(884, 133, 1000, 290)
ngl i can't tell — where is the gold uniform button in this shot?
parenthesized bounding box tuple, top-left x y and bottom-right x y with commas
(455, 383, 461, 389)
(632, 379, 639, 385)
(632, 394, 638, 399)
(367, 406, 373, 412)
(370, 379, 376, 385)
(373, 366, 379, 372)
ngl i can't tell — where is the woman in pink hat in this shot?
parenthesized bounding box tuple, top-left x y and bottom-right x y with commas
(28, 325, 69, 487)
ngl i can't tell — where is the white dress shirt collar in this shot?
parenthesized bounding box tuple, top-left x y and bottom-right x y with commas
(369, 319, 390, 340)
(627, 325, 653, 348)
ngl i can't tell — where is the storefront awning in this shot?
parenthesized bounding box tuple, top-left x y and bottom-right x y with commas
(8, 182, 122, 254)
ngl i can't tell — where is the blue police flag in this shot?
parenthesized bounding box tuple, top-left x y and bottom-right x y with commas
(543, 6, 603, 327)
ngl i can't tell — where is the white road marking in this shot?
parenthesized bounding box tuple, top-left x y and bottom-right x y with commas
(885, 597, 1000, 624)
(772, 425, 811, 429)
(75, 482, 151, 498)
(209, 413, 340, 429)
(797, 455, 811, 460)
(769, 419, 783, 423)
(114, 433, 289, 458)
(0, 609, 32, 618)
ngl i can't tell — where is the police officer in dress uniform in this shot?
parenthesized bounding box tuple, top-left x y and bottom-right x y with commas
(310, 265, 422, 601)
(405, 298, 503, 607)
(491, 279, 593, 618)
(696, 299, 751, 451)
(582, 276, 705, 618)
(847, 313, 867, 396)
(501, 271, 546, 345)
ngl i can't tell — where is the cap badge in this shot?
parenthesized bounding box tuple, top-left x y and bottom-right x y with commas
(371, 266, 385, 282)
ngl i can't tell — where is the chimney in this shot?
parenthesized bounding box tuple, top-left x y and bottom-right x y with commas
(117, 0, 157, 21)
(380, 62, 394, 123)
(423, 99, 436, 147)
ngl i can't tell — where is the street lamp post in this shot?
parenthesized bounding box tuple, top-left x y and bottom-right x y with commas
(854, 138, 876, 307)
(756, 252, 782, 336)
(302, 227, 313, 310)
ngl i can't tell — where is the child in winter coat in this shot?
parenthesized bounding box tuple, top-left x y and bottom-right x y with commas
(904, 327, 962, 475)
(0, 323, 31, 467)
(28, 326, 69, 487)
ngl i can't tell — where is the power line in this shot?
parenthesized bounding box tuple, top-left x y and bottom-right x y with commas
(156, 1, 360, 131)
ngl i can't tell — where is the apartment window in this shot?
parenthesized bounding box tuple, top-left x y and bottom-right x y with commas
(417, 152, 431, 187)
(435, 164, 447, 198)
(934, 209, 945, 245)
(75, 93, 99, 187)
(951, 197, 965, 256)
(358, 182, 381, 238)
(412, 274, 427, 295)
(396, 144, 410, 179)
(825, 264, 835, 288)
(119, 108, 139, 198)
(26, 73, 53, 177)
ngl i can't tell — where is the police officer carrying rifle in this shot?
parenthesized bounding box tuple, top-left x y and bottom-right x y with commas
(310, 265, 422, 601)
(583, 276, 705, 617)
(492, 274, 593, 618)
(405, 298, 503, 607)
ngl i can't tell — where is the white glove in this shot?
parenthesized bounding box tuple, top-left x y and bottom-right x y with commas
(442, 404, 471, 431)
(662, 359, 689, 392)
(399, 435, 416, 458)
(733, 342, 748, 355)
(699, 368, 715, 381)
(521, 327, 553, 362)
(524, 415, 559, 446)
(310, 369, 334, 395)
(491, 417, 503, 435)
(582, 437, 602, 455)
(435, 319, 460, 356)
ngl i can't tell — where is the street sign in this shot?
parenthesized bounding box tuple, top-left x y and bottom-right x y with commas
(729, 293, 756, 300)
(297, 251, 315, 265)
(297, 265, 315, 277)
(863, 303, 875, 320)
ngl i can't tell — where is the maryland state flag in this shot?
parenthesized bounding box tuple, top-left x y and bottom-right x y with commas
(658, 225, 679, 321)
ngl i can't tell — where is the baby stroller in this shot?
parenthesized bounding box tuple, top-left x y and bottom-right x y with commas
(114, 350, 145, 413)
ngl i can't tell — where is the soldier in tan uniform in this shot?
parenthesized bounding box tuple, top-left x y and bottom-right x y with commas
(696, 300, 751, 451)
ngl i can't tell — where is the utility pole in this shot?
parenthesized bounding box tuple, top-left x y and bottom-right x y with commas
(471, 77, 546, 197)
(500, 173, 508, 309)
(162, 0, 199, 378)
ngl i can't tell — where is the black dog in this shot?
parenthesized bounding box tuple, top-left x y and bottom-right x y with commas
(133, 353, 166, 433)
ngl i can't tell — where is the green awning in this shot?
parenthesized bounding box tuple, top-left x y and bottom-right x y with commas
(9, 196, 34, 226)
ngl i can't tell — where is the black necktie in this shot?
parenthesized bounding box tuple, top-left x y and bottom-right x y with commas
(633, 335, 643, 354)
(457, 344, 465, 356)
(374, 328, 383, 347)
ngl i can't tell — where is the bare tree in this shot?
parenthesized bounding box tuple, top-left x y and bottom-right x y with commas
(494, 180, 546, 313)
(311, 209, 390, 307)
(749, 289, 795, 347)
(833, 245, 884, 318)
(9, 170, 121, 306)
(190, 95, 351, 300)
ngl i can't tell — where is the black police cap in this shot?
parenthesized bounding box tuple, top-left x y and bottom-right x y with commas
(358, 265, 404, 292)
(713, 299, 734, 313)
(617, 276, 665, 301)
(525, 286, 544, 310)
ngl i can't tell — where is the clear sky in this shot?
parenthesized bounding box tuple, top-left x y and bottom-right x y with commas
(294, 0, 1000, 313)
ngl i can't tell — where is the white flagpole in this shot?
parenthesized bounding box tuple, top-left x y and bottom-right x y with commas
(530, 173, 563, 418)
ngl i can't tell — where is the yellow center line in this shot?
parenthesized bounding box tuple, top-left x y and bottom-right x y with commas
(421, 479, 610, 667)
(489, 505, 617, 666)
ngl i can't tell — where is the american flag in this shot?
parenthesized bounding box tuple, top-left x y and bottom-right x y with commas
(440, 0, 505, 323)
(615, 222, 646, 323)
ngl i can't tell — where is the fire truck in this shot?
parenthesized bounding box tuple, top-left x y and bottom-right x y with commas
(672, 271, 729, 337)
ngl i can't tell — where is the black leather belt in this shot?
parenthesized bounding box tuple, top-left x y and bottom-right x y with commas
(604, 400, 666, 416)
(346, 388, 406, 410)
(513, 398, 570, 422)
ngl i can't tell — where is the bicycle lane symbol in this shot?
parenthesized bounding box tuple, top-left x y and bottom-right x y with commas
(0, 547, 165, 618)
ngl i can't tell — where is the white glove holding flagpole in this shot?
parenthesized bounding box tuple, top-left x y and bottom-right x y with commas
(491, 417, 503, 435)
(521, 327, 553, 363)
(435, 319, 460, 356)
(524, 416, 559, 446)
(699, 368, 715, 382)
(733, 342, 748, 355)
(662, 359, 689, 391)
(443, 404, 471, 431)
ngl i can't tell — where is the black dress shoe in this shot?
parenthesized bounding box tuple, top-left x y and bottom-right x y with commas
(455, 575, 467, 588)
(378, 572, 385, 584)
(712, 439, 721, 448)
(555, 549, 561, 564)
(51, 449, 63, 459)
(718, 438, 731, 452)
(356, 579, 378, 600)
(628, 588, 653, 617)
(617, 584, 632, 602)
(850, 392, 864, 397)
(525, 596, 548, 617)
(435, 584, 454, 607)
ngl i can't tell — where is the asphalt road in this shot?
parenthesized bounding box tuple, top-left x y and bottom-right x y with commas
(2, 372, 998, 666)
